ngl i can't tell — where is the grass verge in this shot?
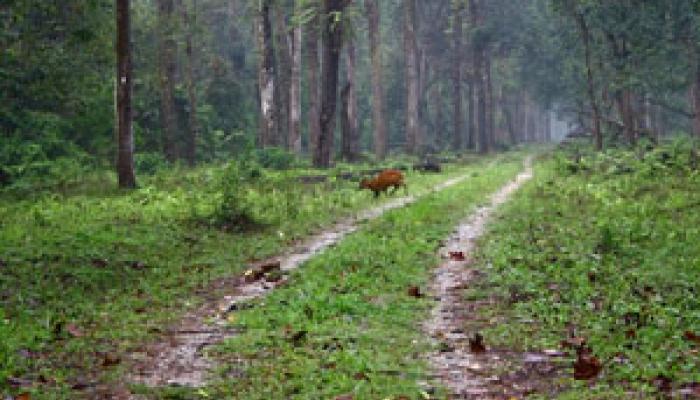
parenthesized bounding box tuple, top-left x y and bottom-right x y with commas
(471, 142, 700, 398)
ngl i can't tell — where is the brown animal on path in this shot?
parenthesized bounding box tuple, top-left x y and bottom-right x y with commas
(359, 169, 407, 198)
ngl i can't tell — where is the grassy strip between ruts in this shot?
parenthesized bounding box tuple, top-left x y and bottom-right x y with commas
(0, 153, 518, 399)
(470, 145, 700, 399)
(130, 157, 527, 399)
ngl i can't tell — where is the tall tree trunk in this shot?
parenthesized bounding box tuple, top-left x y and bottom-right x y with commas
(617, 89, 635, 145)
(690, 61, 700, 138)
(365, 0, 387, 159)
(157, 0, 178, 161)
(256, 0, 275, 147)
(451, 1, 464, 151)
(467, 78, 476, 150)
(289, 7, 302, 153)
(315, 0, 347, 168)
(485, 51, 495, 150)
(502, 93, 517, 144)
(305, 4, 321, 155)
(182, 0, 199, 166)
(227, 0, 244, 72)
(404, 0, 420, 154)
(116, 0, 135, 188)
(274, 5, 291, 147)
(470, 0, 487, 153)
(341, 39, 359, 161)
(574, 11, 602, 150)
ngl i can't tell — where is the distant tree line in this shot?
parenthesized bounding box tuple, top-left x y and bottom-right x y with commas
(3, 1, 700, 187)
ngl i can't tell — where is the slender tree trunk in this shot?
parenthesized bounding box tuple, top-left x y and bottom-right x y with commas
(485, 51, 495, 150)
(305, 4, 321, 155)
(574, 11, 602, 150)
(617, 89, 635, 145)
(469, 0, 487, 153)
(157, 0, 178, 161)
(289, 9, 302, 153)
(116, 0, 136, 188)
(227, 0, 243, 71)
(182, 0, 199, 166)
(256, 0, 275, 147)
(274, 5, 291, 147)
(467, 78, 476, 149)
(451, 2, 464, 151)
(404, 0, 420, 154)
(365, 0, 387, 159)
(417, 48, 428, 149)
(341, 39, 359, 161)
(502, 94, 517, 144)
(690, 61, 700, 138)
(315, 0, 347, 168)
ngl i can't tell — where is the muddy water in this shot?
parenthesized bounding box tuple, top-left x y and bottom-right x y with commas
(127, 173, 472, 389)
(425, 159, 540, 399)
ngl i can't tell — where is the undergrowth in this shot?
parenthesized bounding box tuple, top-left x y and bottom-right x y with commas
(472, 139, 700, 398)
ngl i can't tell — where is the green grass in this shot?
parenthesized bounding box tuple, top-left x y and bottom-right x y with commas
(136, 157, 527, 400)
(471, 142, 700, 398)
(0, 154, 515, 399)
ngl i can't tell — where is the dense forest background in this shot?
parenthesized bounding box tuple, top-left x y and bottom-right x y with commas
(2, 0, 700, 187)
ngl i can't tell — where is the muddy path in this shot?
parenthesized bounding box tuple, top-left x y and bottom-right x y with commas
(425, 158, 567, 399)
(119, 173, 475, 393)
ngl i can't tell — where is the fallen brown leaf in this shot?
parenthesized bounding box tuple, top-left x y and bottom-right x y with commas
(15, 393, 31, 400)
(129, 260, 147, 270)
(335, 395, 353, 400)
(353, 372, 369, 381)
(102, 353, 121, 367)
(469, 333, 486, 354)
(651, 375, 672, 393)
(573, 351, 601, 380)
(288, 330, 307, 345)
(449, 251, 465, 261)
(684, 331, 700, 345)
(407, 285, 422, 298)
(91, 258, 108, 268)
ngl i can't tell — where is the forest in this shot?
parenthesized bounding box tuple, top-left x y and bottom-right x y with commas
(1, 0, 700, 399)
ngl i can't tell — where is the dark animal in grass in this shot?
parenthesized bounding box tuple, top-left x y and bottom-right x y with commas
(359, 169, 407, 198)
(413, 161, 442, 173)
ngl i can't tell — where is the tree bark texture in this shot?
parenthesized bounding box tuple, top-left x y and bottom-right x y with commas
(485, 51, 495, 150)
(305, 4, 321, 155)
(116, 0, 136, 188)
(404, 0, 420, 154)
(469, 0, 487, 153)
(690, 61, 700, 138)
(157, 0, 178, 162)
(341, 39, 359, 161)
(365, 0, 387, 159)
(451, 2, 464, 151)
(289, 11, 302, 153)
(274, 5, 291, 147)
(182, 0, 199, 166)
(256, 0, 276, 147)
(315, 0, 348, 168)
